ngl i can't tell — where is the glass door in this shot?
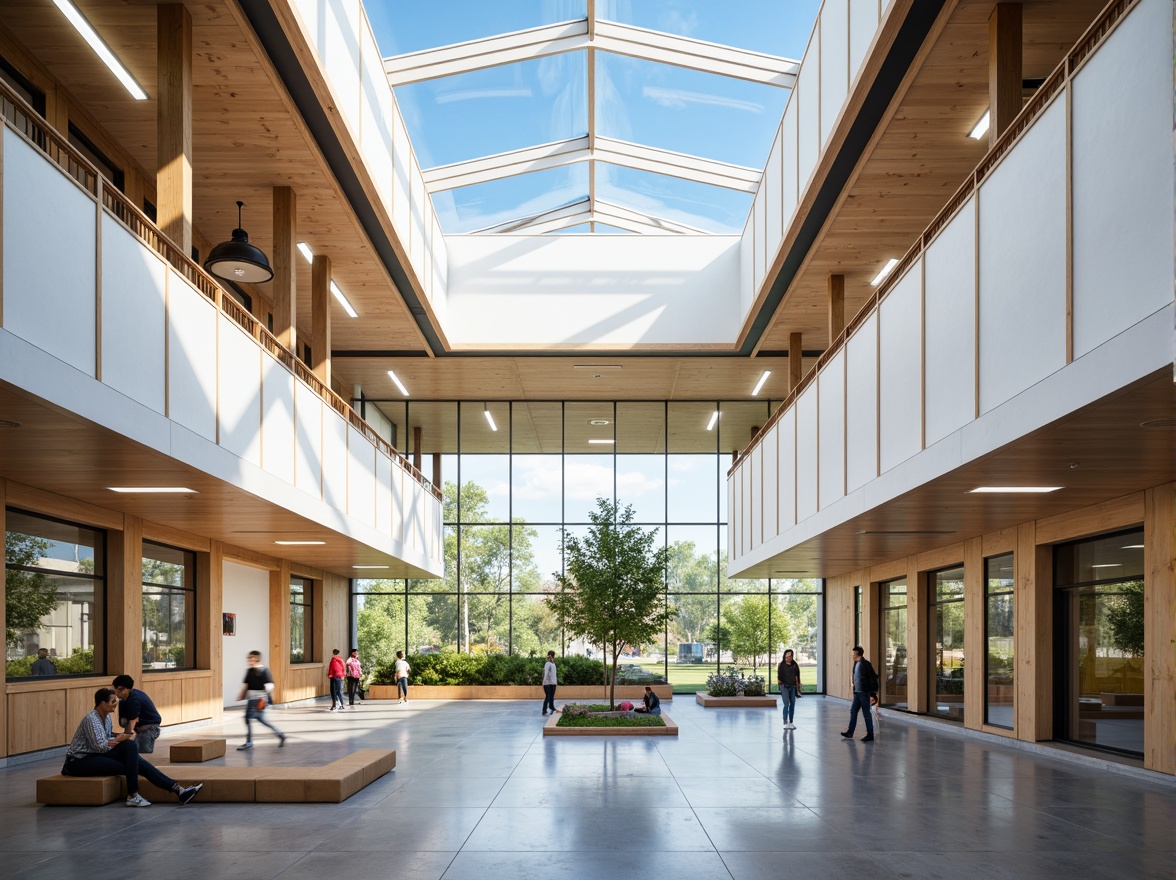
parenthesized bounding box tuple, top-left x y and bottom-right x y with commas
(929, 565, 965, 722)
(880, 579, 907, 709)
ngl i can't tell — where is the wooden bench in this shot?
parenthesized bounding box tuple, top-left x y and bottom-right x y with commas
(169, 739, 227, 763)
(36, 748, 395, 805)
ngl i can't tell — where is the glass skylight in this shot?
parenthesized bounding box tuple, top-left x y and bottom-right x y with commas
(372, 0, 820, 235)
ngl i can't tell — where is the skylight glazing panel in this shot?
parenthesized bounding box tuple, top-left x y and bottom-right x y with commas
(394, 54, 586, 169)
(369, 0, 586, 55)
(434, 164, 589, 233)
(596, 54, 787, 169)
(596, 163, 750, 233)
(600, 0, 821, 59)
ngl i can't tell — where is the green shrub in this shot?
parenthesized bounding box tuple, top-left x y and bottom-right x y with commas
(5, 655, 35, 678)
(371, 652, 608, 687)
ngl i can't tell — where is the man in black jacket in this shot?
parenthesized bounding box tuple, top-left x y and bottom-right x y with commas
(841, 645, 878, 742)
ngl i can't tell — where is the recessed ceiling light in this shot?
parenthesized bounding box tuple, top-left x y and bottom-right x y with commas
(483, 405, 497, 432)
(274, 540, 326, 546)
(329, 281, 358, 318)
(387, 370, 410, 397)
(1090, 563, 1122, 569)
(1120, 545, 1144, 550)
(51, 0, 147, 100)
(706, 411, 719, 431)
(353, 565, 390, 569)
(857, 530, 955, 536)
(587, 438, 614, 445)
(572, 364, 621, 370)
(969, 487, 1062, 493)
(108, 487, 197, 493)
(588, 419, 611, 426)
(968, 110, 991, 140)
(296, 242, 314, 263)
(870, 258, 900, 286)
(752, 370, 771, 397)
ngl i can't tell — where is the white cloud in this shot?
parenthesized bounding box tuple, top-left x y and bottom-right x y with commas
(642, 86, 763, 114)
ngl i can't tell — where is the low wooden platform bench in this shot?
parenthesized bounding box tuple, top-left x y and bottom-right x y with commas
(169, 739, 227, 763)
(36, 749, 395, 806)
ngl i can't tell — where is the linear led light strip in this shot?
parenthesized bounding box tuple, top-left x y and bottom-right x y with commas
(52, 0, 147, 100)
(296, 242, 358, 317)
(387, 370, 410, 397)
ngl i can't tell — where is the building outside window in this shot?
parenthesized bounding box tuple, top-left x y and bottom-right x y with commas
(5, 508, 104, 678)
(141, 541, 195, 670)
(984, 553, 1015, 728)
(880, 578, 908, 709)
(290, 577, 313, 664)
(351, 400, 823, 693)
(930, 564, 965, 722)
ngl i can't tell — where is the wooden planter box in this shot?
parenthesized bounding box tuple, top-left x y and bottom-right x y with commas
(368, 684, 673, 702)
(543, 710, 678, 737)
(695, 693, 777, 708)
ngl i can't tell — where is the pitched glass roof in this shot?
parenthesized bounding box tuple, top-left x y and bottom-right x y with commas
(370, 0, 821, 235)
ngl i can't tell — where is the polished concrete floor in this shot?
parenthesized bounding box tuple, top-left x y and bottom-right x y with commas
(0, 695, 1172, 879)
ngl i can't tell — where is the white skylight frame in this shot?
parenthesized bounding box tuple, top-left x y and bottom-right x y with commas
(383, 7, 800, 236)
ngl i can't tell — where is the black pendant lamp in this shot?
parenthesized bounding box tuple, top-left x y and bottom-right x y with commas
(204, 201, 274, 283)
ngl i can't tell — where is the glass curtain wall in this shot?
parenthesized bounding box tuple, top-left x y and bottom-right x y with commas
(880, 578, 908, 709)
(929, 565, 965, 722)
(290, 577, 312, 664)
(1054, 528, 1145, 756)
(984, 553, 1015, 728)
(352, 400, 824, 693)
(141, 541, 195, 670)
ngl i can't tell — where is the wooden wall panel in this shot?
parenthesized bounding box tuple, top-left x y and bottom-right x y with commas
(269, 561, 291, 702)
(142, 677, 182, 725)
(66, 684, 99, 734)
(1143, 483, 1175, 775)
(963, 537, 984, 729)
(906, 563, 927, 714)
(8, 690, 66, 754)
(322, 572, 350, 656)
(181, 674, 213, 723)
(1035, 492, 1144, 545)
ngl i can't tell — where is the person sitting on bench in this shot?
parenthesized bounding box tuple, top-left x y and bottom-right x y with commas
(61, 687, 202, 807)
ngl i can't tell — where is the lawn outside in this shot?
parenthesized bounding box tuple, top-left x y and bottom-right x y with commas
(628, 660, 819, 693)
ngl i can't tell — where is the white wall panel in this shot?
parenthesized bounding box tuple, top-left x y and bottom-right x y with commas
(978, 99, 1067, 413)
(376, 451, 393, 536)
(924, 198, 977, 446)
(753, 187, 766, 296)
(741, 457, 753, 555)
(217, 316, 262, 466)
(796, 30, 821, 192)
(820, 0, 850, 147)
(762, 422, 778, 539)
(322, 0, 362, 136)
(392, 104, 411, 230)
(221, 561, 269, 707)
(765, 133, 783, 267)
(322, 408, 349, 511)
(753, 443, 766, 548)
(410, 481, 427, 553)
(166, 271, 217, 441)
(261, 354, 296, 485)
(845, 311, 878, 492)
(782, 100, 799, 226)
(390, 458, 404, 544)
(101, 214, 166, 414)
(879, 264, 922, 473)
(409, 151, 426, 279)
(776, 406, 796, 530)
(1071, 0, 1172, 358)
(347, 425, 376, 527)
(795, 385, 818, 520)
(359, 22, 394, 211)
(294, 382, 323, 498)
(818, 350, 846, 508)
(849, 0, 880, 84)
(3, 130, 95, 375)
(740, 226, 755, 318)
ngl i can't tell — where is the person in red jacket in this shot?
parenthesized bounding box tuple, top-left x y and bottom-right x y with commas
(328, 648, 346, 711)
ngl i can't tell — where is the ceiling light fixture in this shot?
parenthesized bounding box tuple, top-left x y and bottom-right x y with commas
(353, 565, 390, 569)
(483, 405, 497, 432)
(588, 438, 614, 445)
(329, 281, 358, 318)
(752, 370, 771, 396)
(588, 419, 611, 426)
(969, 486, 1062, 493)
(706, 410, 720, 431)
(870, 258, 900, 286)
(296, 242, 314, 263)
(1120, 545, 1144, 550)
(274, 540, 326, 546)
(51, 0, 147, 100)
(205, 202, 274, 283)
(1090, 563, 1122, 569)
(572, 364, 622, 370)
(968, 110, 991, 140)
(387, 370, 410, 397)
(108, 487, 197, 493)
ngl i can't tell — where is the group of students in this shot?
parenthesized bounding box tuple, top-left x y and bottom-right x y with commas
(325, 648, 411, 710)
(778, 644, 882, 743)
(540, 650, 662, 717)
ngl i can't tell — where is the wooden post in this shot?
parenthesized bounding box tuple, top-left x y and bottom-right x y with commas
(269, 562, 291, 704)
(311, 254, 331, 385)
(156, 4, 192, 253)
(272, 187, 298, 352)
(108, 515, 144, 677)
(828, 274, 845, 342)
(1143, 483, 1175, 775)
(988, 3, 1023, 147)
(963, 537, 984, 730)
(432, 452, 442, 491)
(789, 332, 803, 391)
(1015, 521, 1052, 741)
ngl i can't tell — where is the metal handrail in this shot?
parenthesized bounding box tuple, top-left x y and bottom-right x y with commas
(730, 0, 1138, 476)
(0, 81, 441, 502)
